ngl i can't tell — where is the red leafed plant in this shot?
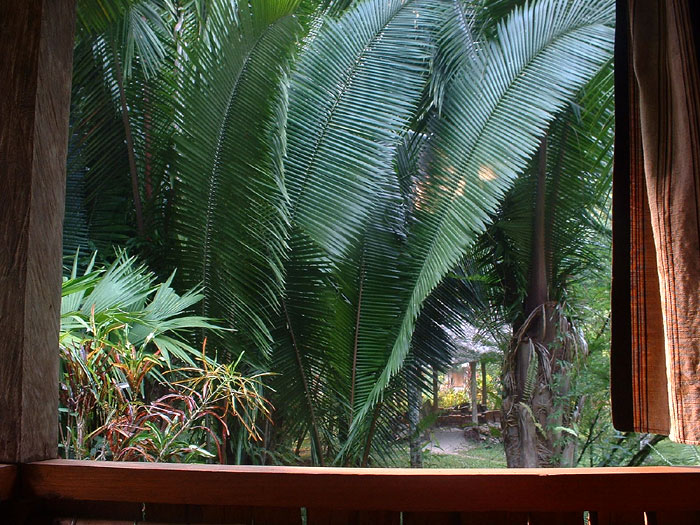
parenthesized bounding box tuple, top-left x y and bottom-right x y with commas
(99, 346, 272, 463)
(59, 253, 272, 462)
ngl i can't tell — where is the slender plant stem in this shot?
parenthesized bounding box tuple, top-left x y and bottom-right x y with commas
(361, 402, 382, 468)
(112, 38, 145, 237)
(349, 256, 365, 424)
(282, 300, 325, 466)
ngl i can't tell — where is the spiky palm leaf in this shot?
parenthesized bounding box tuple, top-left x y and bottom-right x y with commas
(343, 0, 615, 449)
(170, 0, 301, 363)
(470, 62, 615, 323)
(65, 0, 176, 258)
(68, 0, 616, 466)
(64, 37, 133, 258)
(285, 0, 445, 259)
(61, 251, 218, 366)
(269, 0, 447, 464)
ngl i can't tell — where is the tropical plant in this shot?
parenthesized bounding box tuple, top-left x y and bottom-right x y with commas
(466, 61, 615, 467)
(59, 252, 270, 461)
(65, 0, 615, 465)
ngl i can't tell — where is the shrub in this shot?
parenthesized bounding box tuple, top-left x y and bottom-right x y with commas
(59, 252, 271, 462)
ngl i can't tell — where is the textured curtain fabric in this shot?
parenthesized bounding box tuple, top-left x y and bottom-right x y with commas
(612, 0, 700, 444)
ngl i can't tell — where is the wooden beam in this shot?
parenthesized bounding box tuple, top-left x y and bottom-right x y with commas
(21, 461, 700, 513)
(0, 0, 76, 463)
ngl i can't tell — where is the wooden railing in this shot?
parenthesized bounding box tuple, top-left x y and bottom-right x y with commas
(0, 464, 16, 502)
(2, 460, 700, 524)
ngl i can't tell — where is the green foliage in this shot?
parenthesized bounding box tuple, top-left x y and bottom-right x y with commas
(438, 389, 469, 409)
(59, 253, 271, 461)
(343, 0, 615, 460)
(67, 0, 615, 466)
(171, 0, 301, 364)
(393, 444, 507, 469)
(61, 251, 218, 366)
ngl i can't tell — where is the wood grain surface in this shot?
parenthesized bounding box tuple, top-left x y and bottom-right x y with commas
(22, 461, 700, 513)
(0, 0, 76, 463)
(0, 464, 17, 501)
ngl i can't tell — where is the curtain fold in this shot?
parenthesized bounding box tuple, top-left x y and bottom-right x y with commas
(612, 0, 700, 444)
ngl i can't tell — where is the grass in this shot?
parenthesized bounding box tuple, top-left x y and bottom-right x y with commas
(423, 444, 508, 468)
(392, 442, 508, 469)
(393, 434, 700, 469)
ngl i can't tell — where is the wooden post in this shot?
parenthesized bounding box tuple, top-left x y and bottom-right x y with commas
(470, 362, 478, 425)
(0, 0, 76, 463)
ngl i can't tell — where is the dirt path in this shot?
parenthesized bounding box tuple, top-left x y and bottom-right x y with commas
(423, 428, 472, 455)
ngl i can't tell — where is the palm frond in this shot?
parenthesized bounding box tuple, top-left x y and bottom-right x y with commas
(61, 251, 219, 365)
(171, 0, 301, 363)
(431, 0, 477, 111)
(285, 0, 446, 260)
(470, 60, 615, 317)
(65, 37, 134, 255)
(346, 0, 615, 445)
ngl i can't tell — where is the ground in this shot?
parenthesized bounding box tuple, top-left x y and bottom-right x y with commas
(395, 426, 700, 469)
(423, 428, 473, 456)
(394, 428, 508, 468)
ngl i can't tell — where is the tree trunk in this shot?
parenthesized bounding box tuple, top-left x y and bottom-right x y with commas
(470, 361, 479, 425)
(407, 371, 423, 468)
(501, 136, 585, 468)
(502, 137, 550, 468)
(481, 361, 488, 409)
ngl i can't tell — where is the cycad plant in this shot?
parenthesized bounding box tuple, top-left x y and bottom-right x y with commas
(468, 62, 615, 467)
(66, 0, 615, 465)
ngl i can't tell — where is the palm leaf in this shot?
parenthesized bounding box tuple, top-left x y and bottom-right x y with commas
(285, 0, 446, 260)
(170, 0, 301, 363)
(470, 60, 615, 317)
(271, 0, 447, 464)
(345, 0, 615, 446)
(65, 37, 134, 255)
(61, 251, 219, 366)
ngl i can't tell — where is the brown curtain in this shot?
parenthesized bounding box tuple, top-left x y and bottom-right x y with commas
(612, 0, 700, 444)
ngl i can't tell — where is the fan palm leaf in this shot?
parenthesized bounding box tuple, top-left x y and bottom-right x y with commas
(61, 251, 218, 366)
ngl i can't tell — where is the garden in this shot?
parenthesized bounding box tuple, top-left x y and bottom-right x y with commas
(61, 0, 700, 469)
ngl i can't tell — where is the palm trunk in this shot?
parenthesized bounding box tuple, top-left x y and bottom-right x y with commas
(470, 361, 478, 425)
(361, 403, 382, 468)
(502, 136, 585, 467)
(502, 137, 550, 468)
(282, 300, 325, 466)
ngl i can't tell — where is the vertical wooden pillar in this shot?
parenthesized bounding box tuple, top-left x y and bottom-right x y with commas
(0, 0, 76, 463)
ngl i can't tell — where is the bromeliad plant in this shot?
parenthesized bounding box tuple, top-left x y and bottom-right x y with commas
(59, 253, 271, 461)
